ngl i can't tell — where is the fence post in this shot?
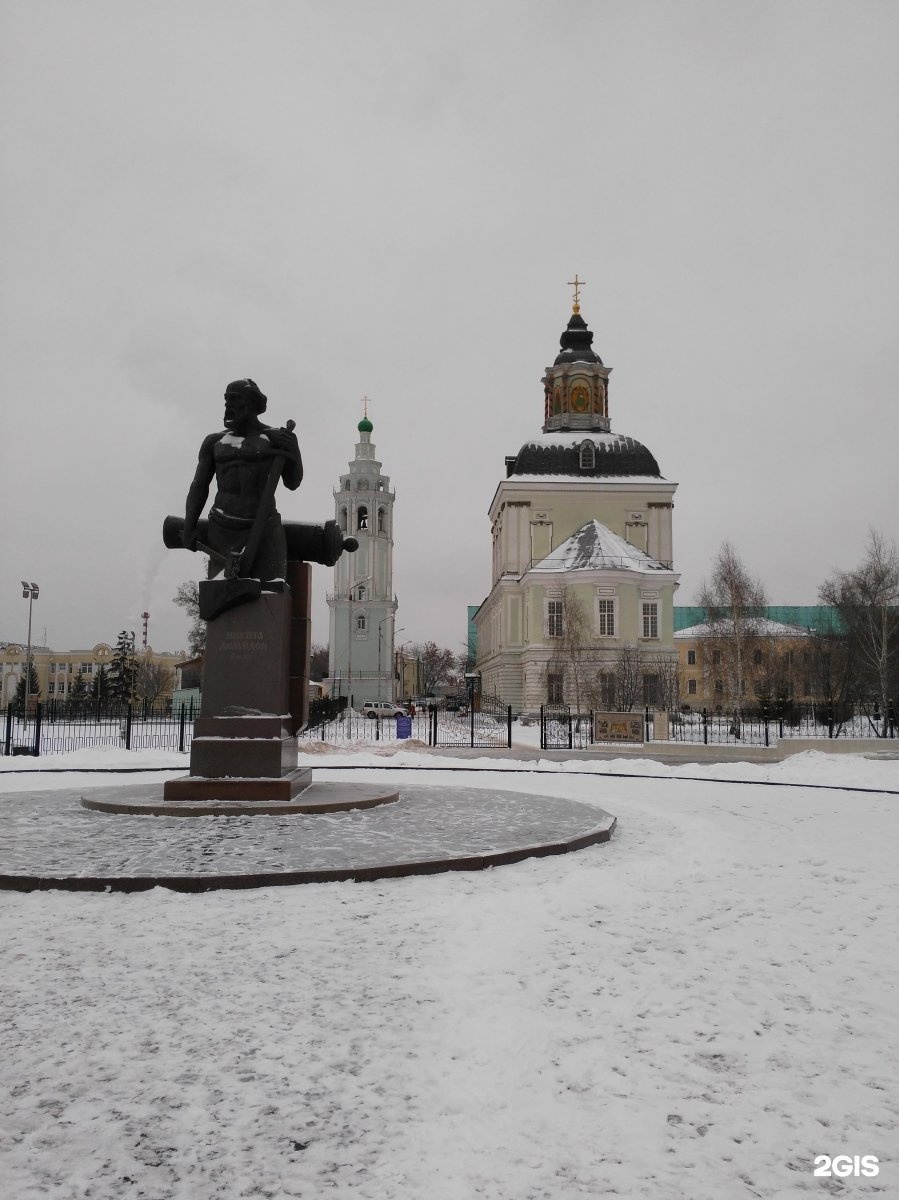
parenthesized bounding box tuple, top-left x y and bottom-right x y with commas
(4, 703, 12, 756)
(762, 703, 769, 748)
(702, 708, 708, 745)
(828, 704, 834, 739)
(890, 699, 896, 739)
(469, 704, 475, 748)
(539, 705, 545, 751)
(178, 703, 187, 753)
(507, 706, 512, 749)
(32, 702, 43, 756)
(125, 703, 133, 750)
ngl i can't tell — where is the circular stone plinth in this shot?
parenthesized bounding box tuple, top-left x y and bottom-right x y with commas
(81, 782, 399, 817)
(0, 778, 616, 892)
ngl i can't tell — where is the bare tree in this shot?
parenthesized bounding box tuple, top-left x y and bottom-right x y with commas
(413, 641, 458, 696)
(173, 581, 206, 656)
(653, 653, 681, 711)
(613, 644, 644, 712)
(697, 542, 767, 726)
(135, 661, 175, 705)
(309, 643, 329, 682)
(545, 588, 592, 711)
(820, 530, 899, 725)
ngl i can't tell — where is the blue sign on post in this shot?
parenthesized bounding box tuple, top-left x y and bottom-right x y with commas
(396, 716, 413, 739)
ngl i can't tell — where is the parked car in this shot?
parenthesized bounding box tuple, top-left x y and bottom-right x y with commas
(361, 701, 405, 720)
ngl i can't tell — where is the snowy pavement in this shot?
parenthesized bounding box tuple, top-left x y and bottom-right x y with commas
(2, 778, 614, 886)
(2, 747, 898, 1198)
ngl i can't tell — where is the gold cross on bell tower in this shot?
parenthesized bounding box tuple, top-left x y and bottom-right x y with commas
(361, 395, 371, 420)
(567, 274, 585, 314)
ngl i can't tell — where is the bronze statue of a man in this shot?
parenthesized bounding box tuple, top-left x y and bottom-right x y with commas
(182, 378, 302, 581)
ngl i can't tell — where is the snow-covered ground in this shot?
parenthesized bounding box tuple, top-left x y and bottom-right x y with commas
(3, 745, 898, 1199)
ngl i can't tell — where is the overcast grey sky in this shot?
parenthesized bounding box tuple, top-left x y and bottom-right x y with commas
(2, 0, 897, 658)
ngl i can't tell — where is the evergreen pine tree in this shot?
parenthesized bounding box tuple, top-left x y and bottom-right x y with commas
(90, 663, 110, 704)
(14, 664, 41, 714)
(67, 670, 89, 712)
(107, 631, 137, 702)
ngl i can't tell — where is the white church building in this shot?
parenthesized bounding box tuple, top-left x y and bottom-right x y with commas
(326, 411, 398, 707)
(474, 293, 680, 714)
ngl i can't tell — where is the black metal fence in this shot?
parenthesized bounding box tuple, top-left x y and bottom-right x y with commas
(539, 701, 898, 749)
(3, 700, 196, 757)
(298, 709, 431, 743)
(668, 701, 897, 746)
(429, 697, 512, 749)
(540, 705, 595, 750)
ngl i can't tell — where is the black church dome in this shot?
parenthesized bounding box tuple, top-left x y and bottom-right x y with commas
(554, 311, 603, 366)
(506, 430, 661, 479)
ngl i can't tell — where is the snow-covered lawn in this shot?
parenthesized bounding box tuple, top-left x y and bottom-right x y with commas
(2, 747, 898, 1198)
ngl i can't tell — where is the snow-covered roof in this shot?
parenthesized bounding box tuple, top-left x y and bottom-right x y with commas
(506, 428, 663, 481)
(524, 431, 628, 450)
(675, 618, 814, 639)
(506, 473, 668, 485)
(529, 520, 670, 574)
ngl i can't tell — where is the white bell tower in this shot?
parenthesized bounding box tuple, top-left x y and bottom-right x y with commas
(326, 402, 397, 707)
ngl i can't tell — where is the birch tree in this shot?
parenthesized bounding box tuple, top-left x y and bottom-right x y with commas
(820, 530, 899, 727)
(696, 542, 767, 728)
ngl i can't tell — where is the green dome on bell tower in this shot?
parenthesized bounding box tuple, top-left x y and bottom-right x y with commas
(357, 394, 373, 434)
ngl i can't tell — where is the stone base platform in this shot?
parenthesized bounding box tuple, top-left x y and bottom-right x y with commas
(83, 780, 399, 817)
(162, 767, 314, 806)
(1, 778, 617, 893)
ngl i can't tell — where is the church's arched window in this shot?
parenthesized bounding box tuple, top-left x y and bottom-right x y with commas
(377, 507, 386, 533)
(579, 440, 596, 470)
(357, 505, 368, 531)
(356, 613, 367, 632)
(339, 506, 347, 532)
(356, 585, 366, 601)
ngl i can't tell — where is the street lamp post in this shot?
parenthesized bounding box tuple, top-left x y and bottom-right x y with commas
(395, 639, 414, 705)
(378, 621, 403, 701)
(20, 581, 39, 725)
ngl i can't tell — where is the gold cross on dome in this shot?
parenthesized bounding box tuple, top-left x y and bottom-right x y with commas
(567, 274, 586, 313)
(361, 395, 371, 420)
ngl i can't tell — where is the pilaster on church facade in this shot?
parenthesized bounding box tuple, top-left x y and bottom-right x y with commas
(474, 291, 680, 715)
(326, 410, 398, 707)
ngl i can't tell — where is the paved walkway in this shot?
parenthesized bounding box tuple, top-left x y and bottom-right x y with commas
(2, 780, 615, 891)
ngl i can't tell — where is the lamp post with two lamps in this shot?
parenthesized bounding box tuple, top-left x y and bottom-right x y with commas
(20, 581, 39, 725)
(378, 622, 403, 701)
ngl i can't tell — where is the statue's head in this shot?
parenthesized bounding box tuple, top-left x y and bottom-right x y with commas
(224, 378, 267, 414)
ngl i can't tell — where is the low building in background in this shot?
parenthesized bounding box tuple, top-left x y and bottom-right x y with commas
(0, 642, 182, 708)
(675, 617, 818, 711)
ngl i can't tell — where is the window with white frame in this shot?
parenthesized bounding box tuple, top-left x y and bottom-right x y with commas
(547, 672, 564, 703)
(641, 601, 659, 639)
(547, 599, 564, 638)
(596, 598, 615, 637)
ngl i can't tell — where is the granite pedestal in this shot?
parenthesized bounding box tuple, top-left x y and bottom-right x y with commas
(164, 587, 309, 804)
